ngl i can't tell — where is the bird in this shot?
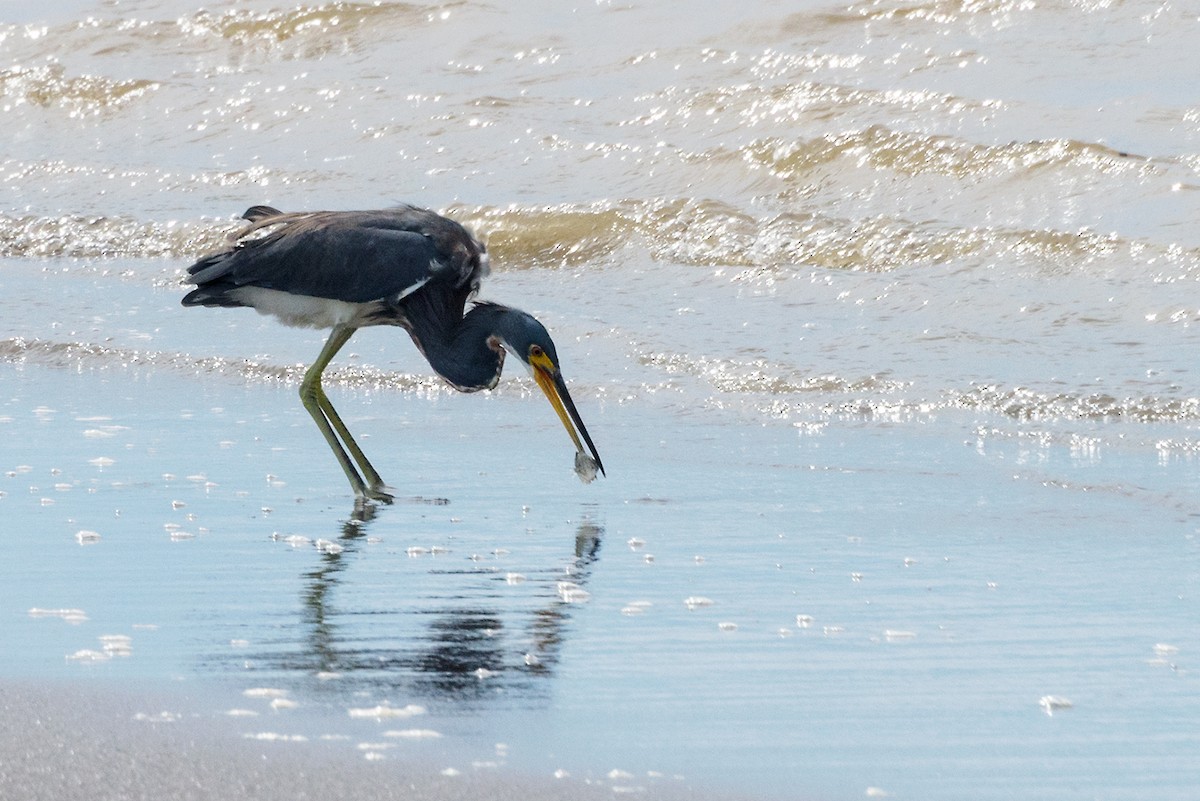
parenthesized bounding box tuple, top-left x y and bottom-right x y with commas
(181, 204, 604, 504)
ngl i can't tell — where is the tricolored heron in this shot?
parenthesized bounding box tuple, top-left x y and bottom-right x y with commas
(181, 205, 604, 503)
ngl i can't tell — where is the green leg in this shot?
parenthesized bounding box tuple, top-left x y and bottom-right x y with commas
(300, 325, 394, 504)
(317, 389, 394, 498)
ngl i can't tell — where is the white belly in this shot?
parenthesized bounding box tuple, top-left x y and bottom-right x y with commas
(229, 286, 373, 330)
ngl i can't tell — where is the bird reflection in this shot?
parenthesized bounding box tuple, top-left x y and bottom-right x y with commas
(524, 516, 603, 673)
(574, 516, 603, 565)
(296, 507, 375, 674)
(412, 610, 505, 698)
(249, 505, 604, 706)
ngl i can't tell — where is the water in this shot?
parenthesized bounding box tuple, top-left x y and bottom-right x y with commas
(3, 1, 1200, 799)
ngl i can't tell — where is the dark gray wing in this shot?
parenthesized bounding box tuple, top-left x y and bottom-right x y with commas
(182, 206, 488, 307)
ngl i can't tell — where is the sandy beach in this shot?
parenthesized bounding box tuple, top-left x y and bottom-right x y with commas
(5, 351, 1199, 800)
(0, 679, 734, 801)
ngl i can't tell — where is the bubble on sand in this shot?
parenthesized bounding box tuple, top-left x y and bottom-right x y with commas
(612, 780, 647, 793)
(1147, 643, 1180, 667)
(684, 596, 713, 610)
(243, 732, 308, 742)
(66, 649, 109, 662)
(347, 703, 426, 720)
(29, 607, 88, 624)
(884, 630, 916, 642)
(718, 622, 738, 632)
(75, 529, 101, 544)
(1039, 695, 1073, 715)
(100, 634, 132, 656)
(557, 581, 591, 603)
(134, 711, 179, 723)
(440, 767, 461, 777)
(505, 572, 527, 585)
(270, 698, 298, 711)
(626, 537, 646, 549)
(385, 728, 442, 740)
(796, 614, 814, 628)
(315, 539, 344, 555)
(621, 600, 652, 615)
(243, 687, 289, 699)
(226, 709, 259, 717)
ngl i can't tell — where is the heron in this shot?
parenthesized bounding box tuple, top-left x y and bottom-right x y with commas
(181, 204, 604, 503)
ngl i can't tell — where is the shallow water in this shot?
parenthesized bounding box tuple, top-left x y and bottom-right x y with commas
(3, 0, 1200, 799)
(7, 358, 1198, 800)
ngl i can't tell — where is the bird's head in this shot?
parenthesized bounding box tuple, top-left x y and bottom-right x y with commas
(489, 307, 605, 481)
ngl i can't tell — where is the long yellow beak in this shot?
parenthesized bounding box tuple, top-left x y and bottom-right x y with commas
(532, 364, 605, 478)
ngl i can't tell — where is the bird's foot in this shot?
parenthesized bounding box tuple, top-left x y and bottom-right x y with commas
(363, 483, 397, 504)
(351, 488, 392, 520)
(353, 485, 450, 508)
(352, 483, 396, 507)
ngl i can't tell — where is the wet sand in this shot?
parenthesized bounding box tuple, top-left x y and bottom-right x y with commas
(5, 352, 1199, 801)
(0, 680, 742, 801)
(1, 356, 795, 800)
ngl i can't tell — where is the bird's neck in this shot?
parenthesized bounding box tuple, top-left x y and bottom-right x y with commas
(412, 303, 506, 392)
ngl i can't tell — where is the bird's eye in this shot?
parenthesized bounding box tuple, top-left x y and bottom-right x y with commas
(530, 345, 544, 358)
